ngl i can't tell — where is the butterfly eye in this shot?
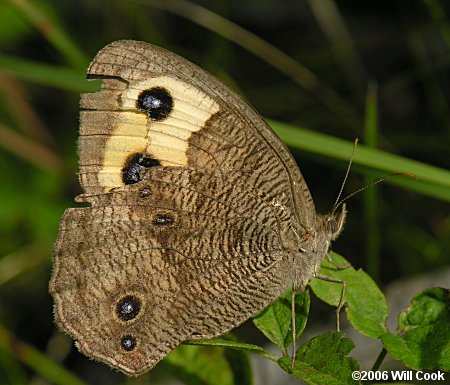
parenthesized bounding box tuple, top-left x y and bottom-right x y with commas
(137, 87, 173, 121)
(120, 335, 137, 351)
(116, 295, 141, 321)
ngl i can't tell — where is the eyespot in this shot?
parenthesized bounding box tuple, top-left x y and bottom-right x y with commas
(121, 335, 137, 351)
(136, 87, 173, 121)
(116, 295, 141, 321)
(153, 213, 174, 227)
(122, 153, 161, 185)
(140, 187, 151, 197)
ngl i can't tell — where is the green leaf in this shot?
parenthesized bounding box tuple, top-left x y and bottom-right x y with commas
(185, 336, 255, 385)
(184, 337, 279, 365)
(224, 347, 254, 385)
(309, 253, 388, 338)
(398, 287, 449, 331)
(185, 337, 265, 354)
(253, 290, 310, 353)
(164, 344, 235, 385)
(278, 332, 360, 385)
(381, 287, 450, 371)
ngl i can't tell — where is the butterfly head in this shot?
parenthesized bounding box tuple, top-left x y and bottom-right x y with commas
(311, 203, 347, 264)
(326, 203, 347, 241)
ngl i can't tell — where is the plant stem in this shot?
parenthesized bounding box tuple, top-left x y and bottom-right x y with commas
(371, 348, 387, 371)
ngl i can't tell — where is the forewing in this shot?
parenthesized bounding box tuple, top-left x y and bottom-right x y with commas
(79, 39, 315, 224)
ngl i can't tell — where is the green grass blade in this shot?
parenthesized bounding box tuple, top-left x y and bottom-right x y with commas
(363, 82, 380, 281)
(0, 324, 87, 385)
(269, 119, 450, 202)
(422, 0, 450, 49)
(8, 0, 88, 69)
(143, 0, 361, 129)
(0, 54, 99, 92)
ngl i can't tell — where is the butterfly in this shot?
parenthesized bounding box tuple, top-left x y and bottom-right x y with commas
(49, 40, 346, 375)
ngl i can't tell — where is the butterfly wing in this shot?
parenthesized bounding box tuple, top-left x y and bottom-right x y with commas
(52, 168, 299, 374)
(50, 40, 317, 375)
(78, 40, 315, 223)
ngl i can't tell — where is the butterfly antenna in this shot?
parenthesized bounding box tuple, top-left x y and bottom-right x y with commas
(333, 172, 417, 212)
(332, 138, 359, 214)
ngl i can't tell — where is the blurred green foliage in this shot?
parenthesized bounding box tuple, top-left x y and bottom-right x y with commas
(0, 0, 449, 384)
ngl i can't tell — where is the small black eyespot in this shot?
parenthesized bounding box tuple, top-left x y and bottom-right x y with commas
(116, 295, 141, 321)
(122, 153, 161, 185)
(153, 213, 174, 227)
(137, 87, 173, 121)
(140, 187, 151, 197)
(121, 335, 137, 351)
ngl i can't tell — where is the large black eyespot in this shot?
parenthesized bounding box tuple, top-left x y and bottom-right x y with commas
(153, 213, 174, 227)
(137, 87, 173, 121)
(121, 335, 137, 351)
(116, 295, 141, 321)
(122, 153, 161, 185)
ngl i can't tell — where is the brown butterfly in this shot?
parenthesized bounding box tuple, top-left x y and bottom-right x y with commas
(49, 40, 346, 375)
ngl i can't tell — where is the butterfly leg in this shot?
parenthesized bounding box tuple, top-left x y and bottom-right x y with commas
(313, 274, 346, 332)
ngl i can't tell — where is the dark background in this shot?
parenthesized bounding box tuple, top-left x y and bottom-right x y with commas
(0, 0, 449, 384)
